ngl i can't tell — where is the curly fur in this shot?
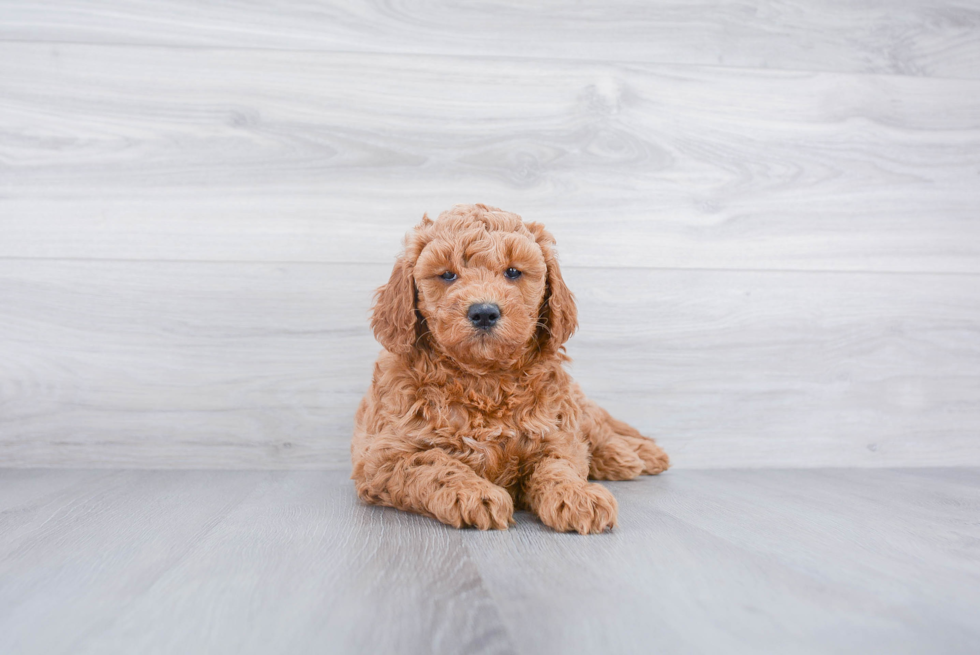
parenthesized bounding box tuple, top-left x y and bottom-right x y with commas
(352, 204, 669, 534)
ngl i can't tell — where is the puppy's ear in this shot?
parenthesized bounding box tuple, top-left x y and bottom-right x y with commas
(527, 222, 578, 353)
(372, 219, 432, 355)
(371, 254, 418, 355)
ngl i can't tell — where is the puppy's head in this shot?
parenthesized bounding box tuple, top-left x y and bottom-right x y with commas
(371, 204, 577, 367)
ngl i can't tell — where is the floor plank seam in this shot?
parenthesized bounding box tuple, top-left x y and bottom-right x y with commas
(457, 534, 525, 655)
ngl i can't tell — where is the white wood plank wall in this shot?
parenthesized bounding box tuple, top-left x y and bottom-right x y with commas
(1, 1, 978, 468)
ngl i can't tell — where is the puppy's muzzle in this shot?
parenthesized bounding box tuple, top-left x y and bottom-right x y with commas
(467, 303, 501, 331)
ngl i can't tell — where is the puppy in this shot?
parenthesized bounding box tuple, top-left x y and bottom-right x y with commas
(352, 204, 668, 533)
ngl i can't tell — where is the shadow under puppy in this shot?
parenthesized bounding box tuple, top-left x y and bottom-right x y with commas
(352, 204, 668, 533)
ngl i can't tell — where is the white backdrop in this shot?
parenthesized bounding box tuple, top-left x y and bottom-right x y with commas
(2, 1, 979, 468)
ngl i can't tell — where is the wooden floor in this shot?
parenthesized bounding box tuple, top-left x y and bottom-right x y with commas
(2, 468, 978, 655)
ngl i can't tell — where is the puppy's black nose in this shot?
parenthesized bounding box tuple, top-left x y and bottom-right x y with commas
(467, 303, 501, 330)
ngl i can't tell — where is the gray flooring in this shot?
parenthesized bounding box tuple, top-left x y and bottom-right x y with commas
(2, 468, 978, 654)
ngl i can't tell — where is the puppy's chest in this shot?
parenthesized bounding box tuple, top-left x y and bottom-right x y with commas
(423, 386, 574, 479)
(436, 394, 552, 441)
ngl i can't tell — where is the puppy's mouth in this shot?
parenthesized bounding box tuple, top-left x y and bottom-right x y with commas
(467, 318, 508, 341)
(468, 324, 500, 340)
(463, 317, 510, 346)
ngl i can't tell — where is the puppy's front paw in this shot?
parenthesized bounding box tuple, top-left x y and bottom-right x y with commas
(431, 480, 514, 530)
(535, 482, 618, 534)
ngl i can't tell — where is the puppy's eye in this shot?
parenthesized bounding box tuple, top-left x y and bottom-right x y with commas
(504, 267, 522, 280)
(440, 271, 458, 282)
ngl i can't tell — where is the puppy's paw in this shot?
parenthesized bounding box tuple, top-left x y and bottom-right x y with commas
(589, 437, 645, 480)
(535, 482, 618, 534)
(626, 436, 670, 475)
(431, 480, 514, 530)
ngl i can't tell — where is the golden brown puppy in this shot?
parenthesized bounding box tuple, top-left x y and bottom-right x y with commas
(352, 204, 668, 534)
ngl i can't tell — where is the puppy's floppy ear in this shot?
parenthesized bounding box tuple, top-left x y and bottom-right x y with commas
(371, 218, 431, 355)
(371, 255, 419, 355)
(527, 222, 578, 353)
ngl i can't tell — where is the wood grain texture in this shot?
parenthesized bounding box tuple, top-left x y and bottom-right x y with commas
(2, 260, 977, 468)
(465, 467, 980, 654)
(1, 1, 978, 78)
(1, 5, 978, 469)
(0, 470, 514, 655)
(1, 468, 978, 654)
(1, 43, 979, 273)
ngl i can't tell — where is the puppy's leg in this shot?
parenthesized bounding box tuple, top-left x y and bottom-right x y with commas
(524, 452, 618, 534)
(579, 394, 670, 480)
(355, 448, 514, 530)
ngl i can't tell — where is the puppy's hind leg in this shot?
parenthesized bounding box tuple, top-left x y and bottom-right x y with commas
(578, 393, 670, 480)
